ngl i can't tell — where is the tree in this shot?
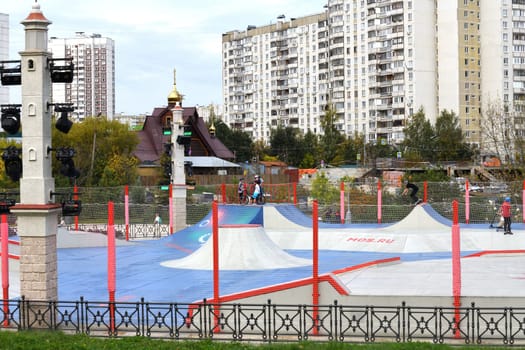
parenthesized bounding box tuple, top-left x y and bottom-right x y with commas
(299, 130, 319, 168)
(52, 115, 139, 187)
(401, 108, 435, 161)
(319, 106, 344, 165)
(434, 110, 474, 161)
(481, 99, 523, 165)
(210, 119, 253, 162)
(310, 172, 338, 204)
(99, 153, 139, 187)
(269, 125, 303, 166)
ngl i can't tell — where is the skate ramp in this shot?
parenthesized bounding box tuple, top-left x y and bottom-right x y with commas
(159, 205, 263, 252)
(160, 224, 311, 270)
(381, 204, 451, 233)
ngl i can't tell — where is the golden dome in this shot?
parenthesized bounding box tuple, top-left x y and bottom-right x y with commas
(167, 68, 182, 104)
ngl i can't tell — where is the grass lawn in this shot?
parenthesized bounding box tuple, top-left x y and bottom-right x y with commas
(0, 331, 514, 350)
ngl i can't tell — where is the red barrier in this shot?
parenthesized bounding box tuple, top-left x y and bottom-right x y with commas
(423, 181, 428, 203)
(74, 185, 79, 231)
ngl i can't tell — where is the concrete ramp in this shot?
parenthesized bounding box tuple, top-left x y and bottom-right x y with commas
(381, 204, 451, 233)
(160, 224, 311, 270)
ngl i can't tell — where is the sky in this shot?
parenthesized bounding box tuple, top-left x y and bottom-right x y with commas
(3, 0, 324, 115)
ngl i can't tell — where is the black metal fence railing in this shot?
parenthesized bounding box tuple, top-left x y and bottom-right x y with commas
(1, 298, 524, 345)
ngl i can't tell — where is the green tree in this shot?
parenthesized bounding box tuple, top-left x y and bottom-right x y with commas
(319, 106, 344, 165)
(211, 119, 253, 162)
(434, 110, 474, 161)
(269, 125, 303, 166)
(299, 130, 319, 168)
(52, 115, 139, 187)
(100, 153, 139, 187)
(310, 172, 338, 204)
(401, 108, 435, 161)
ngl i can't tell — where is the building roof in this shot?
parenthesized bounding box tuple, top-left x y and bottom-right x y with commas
(134, 105, 235, 166)
(185, 156, 239, 168)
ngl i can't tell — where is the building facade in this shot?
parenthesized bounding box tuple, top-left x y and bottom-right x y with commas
(222, 0, 525, 152)
(49, 32, 115, 121)
(0, 13, 9, 106)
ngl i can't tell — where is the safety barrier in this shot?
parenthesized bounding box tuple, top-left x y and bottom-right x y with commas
(0, 298, 524, 345)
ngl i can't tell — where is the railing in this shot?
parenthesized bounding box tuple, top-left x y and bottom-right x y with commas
(69, 224, 171, 239)
(1, 298, 524, 345)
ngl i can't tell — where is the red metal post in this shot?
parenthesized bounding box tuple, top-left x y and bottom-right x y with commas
(312, 199, 319, 335)
(423, 181, 428, 203)
(377, 180, 382, 224)
(452, 200, 462, 338)
(293, 182, 297, 205)
(107, 202, 116, 334)
(1, 214, 9, 326)
(221, 183, 226, 204)
(74, 185, 79, 230)
(522, 180, 525, 223)
(212, 200, 220, 332)
(465, 180, 470, 224)
(169, 184, 173, 234)
(124, 185, 129, 241)
(340, 182, 345, 224)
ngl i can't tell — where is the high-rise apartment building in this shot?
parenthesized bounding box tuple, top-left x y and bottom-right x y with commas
(0, 13, 9, 106)
(49, 32, 115, 121)
(222, 0, 524, 151)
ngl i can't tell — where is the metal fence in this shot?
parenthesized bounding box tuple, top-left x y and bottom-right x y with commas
(1, 298, 524, 345)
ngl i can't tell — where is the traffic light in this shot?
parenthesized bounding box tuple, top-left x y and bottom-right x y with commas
(163, 161, 172, 178)
(162, 126, 172, 136)
(184, 161, 193, 177)
(1, 104, 21, 135)
(176, 125, 192, 145)
(164, 142, 173, 157)
(1, 146, 22, 182)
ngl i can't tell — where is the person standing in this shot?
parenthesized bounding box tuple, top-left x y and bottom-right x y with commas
(238, 178, 246, 204)
(154, 213, 162, 225)
(499, 197, 513, 235)
(402, 179, 421, 205)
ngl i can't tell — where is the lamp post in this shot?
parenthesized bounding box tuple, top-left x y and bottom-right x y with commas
(9, 2, 61, 302)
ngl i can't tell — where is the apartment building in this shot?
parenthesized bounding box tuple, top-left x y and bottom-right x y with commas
(222, 0, 525, 150)
(49, 32, 115, 121)
(0, 13, 8, 106)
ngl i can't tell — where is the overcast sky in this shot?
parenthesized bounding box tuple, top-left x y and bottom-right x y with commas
(3, 0, 324, 115)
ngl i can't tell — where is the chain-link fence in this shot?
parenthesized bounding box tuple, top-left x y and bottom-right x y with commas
(3, 180, 522, 228)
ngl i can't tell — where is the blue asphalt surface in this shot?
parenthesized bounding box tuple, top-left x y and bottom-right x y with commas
(57, 204, 480, 303)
